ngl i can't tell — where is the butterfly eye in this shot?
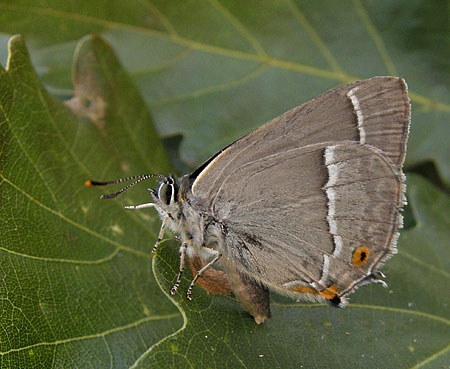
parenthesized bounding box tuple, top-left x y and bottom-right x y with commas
(158, 182, 173, 206)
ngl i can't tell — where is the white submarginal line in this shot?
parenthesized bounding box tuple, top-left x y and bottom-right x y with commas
(319, 255, 330, 285)
(324, 146, 340, 187)
(326, 188, 337, 234)
(326, 164, 339, 187)
(347, 86, 366, 144)
(324, 146, 343, 258)
(324, 145, 335, 165)
(332, 235, 343, 257)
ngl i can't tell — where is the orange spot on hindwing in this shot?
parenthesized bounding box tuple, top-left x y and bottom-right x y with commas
(352, 246, 370, 267)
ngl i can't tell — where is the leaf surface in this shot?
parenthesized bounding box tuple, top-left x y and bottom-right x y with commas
(0, 35, 180, 368)
(0, 1, 449, 367)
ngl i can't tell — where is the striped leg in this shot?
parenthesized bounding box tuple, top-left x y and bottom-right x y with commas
(170, 240, 190, 295)
(124, 203, 156, 210)
(186, 251, 221, 300)
(123, 202, 166, 255)
(152, 216, 168, 255)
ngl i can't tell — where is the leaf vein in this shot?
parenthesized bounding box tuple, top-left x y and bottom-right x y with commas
(285, 0, 344, 74)
(274, 302, 450, 325)
(352, 0, 397, 75)
(409, 343, 450, 369)
(133, 49, 192, 76)
(151, 64, 269, 106)
(0, 3, 448, 111)
(0, 246, 121, 264)
(139, 0, 179, 36)
(129, 251, 188, 368)
(0, 82, 59, 206)
(399, 250, 450, 280)
(0, 314, 180, 356)
(207, 0, 268, 57)
(0, 174, 151, 260)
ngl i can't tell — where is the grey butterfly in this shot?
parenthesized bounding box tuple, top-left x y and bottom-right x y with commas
(88, 76, 410, 324)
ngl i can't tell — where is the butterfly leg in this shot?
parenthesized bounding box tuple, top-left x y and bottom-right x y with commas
(124, 203, 165, 255)
(124, 203, 156, 210)
(170, 240, 190, 295)
(152, 216, 168, 255)
(364, 272, 388, 288)
(186, 250, 221, 300)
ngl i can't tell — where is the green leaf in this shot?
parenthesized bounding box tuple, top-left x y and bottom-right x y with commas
(2, 35, 449, 368)
(0, 35, 180, 368)
(0, 0, 449, 182)
(1, 0, 449, 367)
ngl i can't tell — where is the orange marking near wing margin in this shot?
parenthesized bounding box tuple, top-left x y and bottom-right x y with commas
(352, 246, 370, 267)
(292, 284, 339, 300)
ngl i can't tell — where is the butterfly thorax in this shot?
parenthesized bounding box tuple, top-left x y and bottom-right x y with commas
(153, 175, 226, 261)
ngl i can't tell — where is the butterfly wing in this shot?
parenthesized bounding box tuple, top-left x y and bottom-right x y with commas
(191, 77, 409, 199)
(190, 77, 410, 303)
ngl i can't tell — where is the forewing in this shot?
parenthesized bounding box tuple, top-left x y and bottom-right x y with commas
(191, 76, 409, 203)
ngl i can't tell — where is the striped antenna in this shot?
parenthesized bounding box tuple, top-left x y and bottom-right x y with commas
(85, 174, 165, 199)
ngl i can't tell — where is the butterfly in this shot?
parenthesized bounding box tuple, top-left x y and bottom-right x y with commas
(87, 77, 410, 323)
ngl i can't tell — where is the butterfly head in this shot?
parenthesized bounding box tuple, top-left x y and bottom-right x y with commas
(152, 174, 182, 214)
(86, 173, 178, 209)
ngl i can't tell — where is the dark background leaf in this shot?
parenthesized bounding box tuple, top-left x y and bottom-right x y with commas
(0, 0, 449, 183)
(0, 1, 449, 368)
